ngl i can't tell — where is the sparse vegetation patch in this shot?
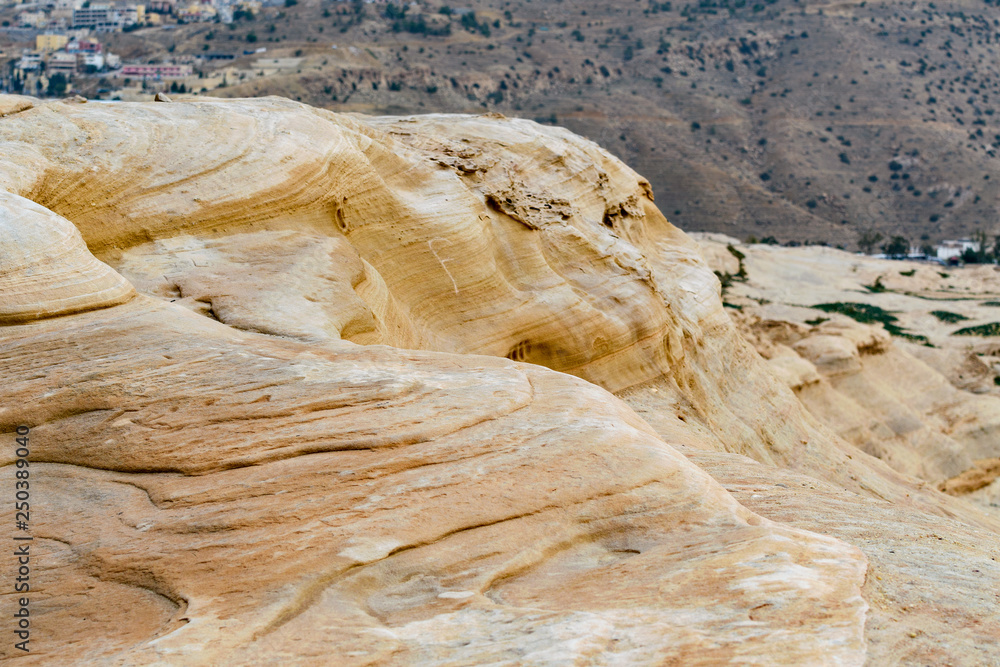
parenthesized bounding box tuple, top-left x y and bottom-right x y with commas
(953, 322, 1000, 336)
(715, 244, 748, 295)
(812, 302, 928, 343)
(864, 276, 887, 293)
(930, 310, 969, 324)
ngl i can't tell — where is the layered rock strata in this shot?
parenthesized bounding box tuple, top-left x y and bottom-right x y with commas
(694, 233, 1000, 515)
(0, 95, 997, 664)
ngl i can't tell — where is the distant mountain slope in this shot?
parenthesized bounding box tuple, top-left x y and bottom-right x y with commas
(11, 0, 998, 244)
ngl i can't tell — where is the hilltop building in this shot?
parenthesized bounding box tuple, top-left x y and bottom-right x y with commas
(145, 0, 176, 14)
(17, 11, 49, 28)
(119, 63, 192, 78)
(936, 239, 980, 262)
(36, 33, 70, 51)
(48, 51, 78, 75)
(72, 4, 144, 30)
(177, 1, 216, 21)
(17, 52, 43, 72)
(66, 38, 103, 53)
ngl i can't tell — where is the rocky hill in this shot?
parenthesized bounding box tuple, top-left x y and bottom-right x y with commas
(1, 93, 999, 664)
(25, 0, 1000, 247)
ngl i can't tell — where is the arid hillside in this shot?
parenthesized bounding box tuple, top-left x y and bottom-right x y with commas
(696, 233, 1000, 509)
(20, 0, 1000, 247)
(1, 94, 999, 664)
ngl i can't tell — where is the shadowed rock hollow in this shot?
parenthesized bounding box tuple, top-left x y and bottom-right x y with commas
(0, 94, 998, 665)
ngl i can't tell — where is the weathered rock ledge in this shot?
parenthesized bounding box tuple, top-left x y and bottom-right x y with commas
(0, 95, 997, 665)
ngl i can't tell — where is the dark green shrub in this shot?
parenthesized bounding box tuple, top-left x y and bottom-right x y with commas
(930, 310, 968, 323)
(953, 322, 1000, 336)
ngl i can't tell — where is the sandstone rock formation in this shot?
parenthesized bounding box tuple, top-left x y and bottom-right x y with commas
(0, 191, 134, 324)
(693, 233, 1000, 515)
(1, 95, 998, 665)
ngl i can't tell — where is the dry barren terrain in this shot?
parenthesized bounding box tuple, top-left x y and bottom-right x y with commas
(3, 0, 997, 245)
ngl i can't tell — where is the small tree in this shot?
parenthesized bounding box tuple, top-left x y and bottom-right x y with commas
(857, 228, 884, 254)
(881, 235, 909, 259)
(962, 247, 982, 263)
(991, 235, 1000, 261)
(971, 229, 991, 262)
(46, 72, 68, 97)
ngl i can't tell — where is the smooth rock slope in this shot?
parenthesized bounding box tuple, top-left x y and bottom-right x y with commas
(0, 95, 997, 665)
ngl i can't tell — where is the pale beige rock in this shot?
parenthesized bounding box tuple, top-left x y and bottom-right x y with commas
(1, 288, 869, 665)
(0, 191, 134, 324)
(695, 234, 1000, 491)
(764, 346, 822, 391)
(0, 97, 936, 514)
(115, 231, 426, 347)
(686, 448, 1000, 666)
(0, 96, 998, 665)
(940, 458, 1000, 496)
(909, 341, 1000, 396)
(0, 94, 35, 117)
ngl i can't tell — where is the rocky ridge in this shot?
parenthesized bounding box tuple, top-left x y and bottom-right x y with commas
(0, 94, 997, 665)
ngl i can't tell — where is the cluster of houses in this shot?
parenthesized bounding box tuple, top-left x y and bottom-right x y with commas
(10, 0, 264, 32)
(8, 32, 206, 98)
(15, 0, 151, 32)
(4, 0, 264, 93)
(2, 0, 271, 93)
(16, 35, 118, 77)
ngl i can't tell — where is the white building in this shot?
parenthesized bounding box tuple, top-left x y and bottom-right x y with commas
(48, 51, 78, 75)
(936, 239, 980, 262)
(72, 5, 116, 29)
(80, 52, 105, 70)
(17, 11, 49, 28)
(71, 4, 140, 30)
(49, 51, 78, 74)
(17, 52, 43, 71)
(113, 6, 141, 26)
(49, 0, 85, 23)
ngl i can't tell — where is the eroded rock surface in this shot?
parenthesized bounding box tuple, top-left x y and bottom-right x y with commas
(0, 96, 997, 665)
(0, 191, 134, 324)
(694, 233, 1000, 517)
